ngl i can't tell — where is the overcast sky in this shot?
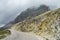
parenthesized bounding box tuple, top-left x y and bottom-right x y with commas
(0, 0, 60, 26)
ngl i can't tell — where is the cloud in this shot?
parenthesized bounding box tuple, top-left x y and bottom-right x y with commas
(0, 0, 60, 26)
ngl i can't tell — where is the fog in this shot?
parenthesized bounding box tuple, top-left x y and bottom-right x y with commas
(0, 0, 60, 27)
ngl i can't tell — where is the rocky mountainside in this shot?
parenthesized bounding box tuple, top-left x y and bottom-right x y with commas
(11, 8, 60, 40)
(14, 5, 50, 23)
(2, 5, 50, 29)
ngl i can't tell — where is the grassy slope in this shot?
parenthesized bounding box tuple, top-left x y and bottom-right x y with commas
(0, 29, 11, 39)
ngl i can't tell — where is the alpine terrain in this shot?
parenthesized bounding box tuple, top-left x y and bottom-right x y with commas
(11, 8, 60, 40)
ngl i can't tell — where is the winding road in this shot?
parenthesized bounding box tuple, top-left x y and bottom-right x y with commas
(2, 29, 38, 40)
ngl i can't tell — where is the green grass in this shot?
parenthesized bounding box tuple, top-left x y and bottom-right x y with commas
(0, 29, 11, 39)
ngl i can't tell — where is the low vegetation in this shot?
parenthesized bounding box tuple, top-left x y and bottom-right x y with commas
(0, 29, 11, 39)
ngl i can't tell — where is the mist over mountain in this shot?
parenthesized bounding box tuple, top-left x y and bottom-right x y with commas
(0, 0, 60, 40)
(14, 5, 50, 23)
(0, 0, 60, 26)
(2, 5, 50, 29)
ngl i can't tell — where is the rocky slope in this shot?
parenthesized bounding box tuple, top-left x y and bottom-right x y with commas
(2, 5, 50, 29)
(14, 5, 50, 23)
(11, 8, 60, 40)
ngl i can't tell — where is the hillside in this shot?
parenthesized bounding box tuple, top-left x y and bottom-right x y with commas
(11, 8, 60, 40)
(2, 5, 50, 29)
